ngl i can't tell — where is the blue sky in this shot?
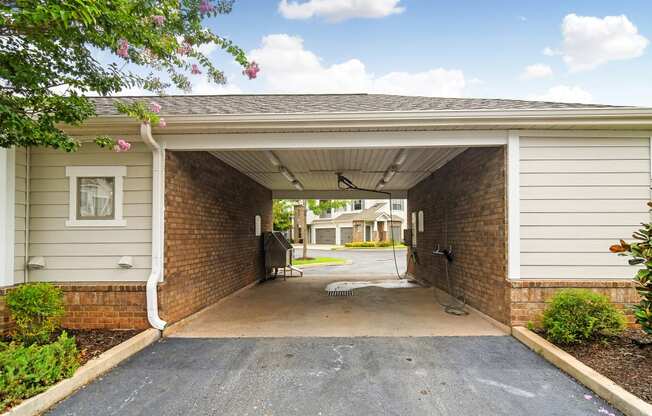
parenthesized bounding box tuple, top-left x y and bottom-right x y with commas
(119, 1, 652, 106)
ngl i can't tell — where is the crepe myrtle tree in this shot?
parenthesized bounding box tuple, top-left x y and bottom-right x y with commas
(0, 0, 259, 152)
(610, 201, 652, 335)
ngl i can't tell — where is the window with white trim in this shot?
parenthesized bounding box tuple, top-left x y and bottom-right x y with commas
(352, 200, 363, 211)
(65, 166, 127, 227)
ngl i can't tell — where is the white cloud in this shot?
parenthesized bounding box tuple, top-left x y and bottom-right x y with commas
(278, 0, 404, 22)
(533, 85, 593, 103)
(520, 64, 553, 80)
(560, 14, 648, 71)
(249, 34, 467, 96)
(542, 46, 560, 56)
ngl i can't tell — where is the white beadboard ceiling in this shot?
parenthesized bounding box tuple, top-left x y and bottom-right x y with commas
(210, 147, 467, 195)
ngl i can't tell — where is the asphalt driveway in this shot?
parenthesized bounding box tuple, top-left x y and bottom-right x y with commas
(297, 248, 408, 276)
(47, 336, 620, 416)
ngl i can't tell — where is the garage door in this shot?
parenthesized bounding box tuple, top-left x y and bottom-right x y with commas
(340, 227, 353, 244)
(390, 226, 402, 242)
(315, 228, 336, 244)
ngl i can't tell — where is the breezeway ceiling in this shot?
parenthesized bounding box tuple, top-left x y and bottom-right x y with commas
(210, 147, 467, 197)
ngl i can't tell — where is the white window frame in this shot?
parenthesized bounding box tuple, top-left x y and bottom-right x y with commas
(65, 166, 127, 227)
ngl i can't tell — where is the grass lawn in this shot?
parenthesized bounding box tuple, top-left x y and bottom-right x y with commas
(293, 257, 346, 266)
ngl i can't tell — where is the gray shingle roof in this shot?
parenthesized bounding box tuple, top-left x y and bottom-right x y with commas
(88, 93, 619, 116)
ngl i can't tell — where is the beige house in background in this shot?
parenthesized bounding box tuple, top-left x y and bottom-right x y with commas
(0, 93, 650, 333)
(308, 200, 406, 245)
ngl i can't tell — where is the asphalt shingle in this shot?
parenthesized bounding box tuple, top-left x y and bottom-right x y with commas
(88, 93, 620, 116)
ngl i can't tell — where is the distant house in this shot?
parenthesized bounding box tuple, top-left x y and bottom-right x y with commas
(306, 199, 407, 245)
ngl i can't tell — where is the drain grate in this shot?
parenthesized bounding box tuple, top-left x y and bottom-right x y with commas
(328, 290, 354, 297)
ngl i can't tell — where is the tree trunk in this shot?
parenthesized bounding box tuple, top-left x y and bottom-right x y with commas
(302, 199, 308, 259)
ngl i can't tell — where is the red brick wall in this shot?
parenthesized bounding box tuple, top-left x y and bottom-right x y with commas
(60, 283, 148, 329)
(1, 283, 148, 335)
(407, 147, 509, 324)
(161, 151, 272, 324)
(510, 280, 640, 327)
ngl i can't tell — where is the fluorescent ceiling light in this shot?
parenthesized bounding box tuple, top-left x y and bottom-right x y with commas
(279, 166, 295, 182)
(265, 150, 281, 166)
(383, 168, 396, 183)
(393, 149, 408, 166)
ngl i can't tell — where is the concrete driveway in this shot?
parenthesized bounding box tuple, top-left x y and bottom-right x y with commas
(47, 336, 620, 416)
(296, 248, 408, 276)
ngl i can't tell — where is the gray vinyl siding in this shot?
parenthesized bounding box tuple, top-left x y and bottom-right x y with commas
(519, 136, 651, 279)
(14, 147, 27, 283)
(28, 142, 152, 282)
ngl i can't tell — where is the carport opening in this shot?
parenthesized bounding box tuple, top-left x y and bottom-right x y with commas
(164, 145, 509, 336)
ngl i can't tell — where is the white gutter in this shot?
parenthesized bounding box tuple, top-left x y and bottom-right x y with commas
(63, 106, 652, 135)
(140, 122, 166, 330)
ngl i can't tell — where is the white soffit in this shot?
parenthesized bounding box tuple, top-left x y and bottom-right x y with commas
(210, 147, 466, 192)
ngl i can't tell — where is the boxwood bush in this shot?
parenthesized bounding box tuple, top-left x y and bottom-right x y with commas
(6, 283, 64, 345)
(0, 332, 79, 410)
(542, 289, 625, 345)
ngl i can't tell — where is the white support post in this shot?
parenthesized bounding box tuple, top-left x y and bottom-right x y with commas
(335, 225, 341, 246)
(0, 148, 16, 287)
(507, 131, 521, 280)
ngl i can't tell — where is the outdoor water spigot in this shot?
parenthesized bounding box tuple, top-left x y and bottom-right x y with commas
(432, 244, 454, 263)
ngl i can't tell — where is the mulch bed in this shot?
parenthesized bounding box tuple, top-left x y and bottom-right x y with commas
(63, 329, 141, 365)
(552, 329, 652, 404)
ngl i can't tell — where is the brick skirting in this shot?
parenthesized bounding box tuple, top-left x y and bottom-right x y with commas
(0, 282, 148, 335)
(509, 279, 640, 327)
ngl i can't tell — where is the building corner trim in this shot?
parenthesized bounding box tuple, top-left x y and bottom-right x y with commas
(507, 131, 521, 280)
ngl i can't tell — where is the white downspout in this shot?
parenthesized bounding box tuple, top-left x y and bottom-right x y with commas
(140, 123, 166, 330)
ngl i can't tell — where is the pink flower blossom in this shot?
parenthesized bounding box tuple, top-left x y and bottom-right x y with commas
(115, 139, 131, 152)
(177, 41, 192, 56)
(158, 118, 167, 128)
(150, 101, 161, 113)
(583, 394, 593, 400)
(152, 15, 166, 26)
(191, 64, 201, 75)
(116, 39, 129, 58)
(199, 0, 213, 14)
(243, 61, 260, 80)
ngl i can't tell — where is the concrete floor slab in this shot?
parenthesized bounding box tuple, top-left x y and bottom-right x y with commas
(47, 337, 622, 416)
(167, 275, 505, 338)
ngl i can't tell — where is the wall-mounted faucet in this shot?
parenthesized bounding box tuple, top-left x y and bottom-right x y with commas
(432, 244, 454, 263)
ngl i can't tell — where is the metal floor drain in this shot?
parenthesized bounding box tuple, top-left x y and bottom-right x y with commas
(328, 290, 354, 297)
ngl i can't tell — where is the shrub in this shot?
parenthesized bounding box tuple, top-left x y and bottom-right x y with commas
(0, 332, 79, 410)
(6, 283, 65, 345)
(542, 289, 625, 344)
(344, 241, 376, 248)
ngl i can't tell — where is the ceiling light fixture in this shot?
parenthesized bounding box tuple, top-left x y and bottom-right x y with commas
(375, 149, 408, 191)
(264, 150, 282, 167)
(265, 151, 305, 192)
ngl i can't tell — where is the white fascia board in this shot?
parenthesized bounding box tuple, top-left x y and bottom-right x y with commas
(72, 106, 652, 126)
(160, 130, 507, 151)
(507, 131, 521, 280)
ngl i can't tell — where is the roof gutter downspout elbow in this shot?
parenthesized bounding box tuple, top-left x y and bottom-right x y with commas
(140, 122, 166, 330)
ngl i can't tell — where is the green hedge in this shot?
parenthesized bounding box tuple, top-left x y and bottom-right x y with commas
(542, 289, 625, 345)
(6, 283, 64, 345)
(0, 332, 79, 410)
